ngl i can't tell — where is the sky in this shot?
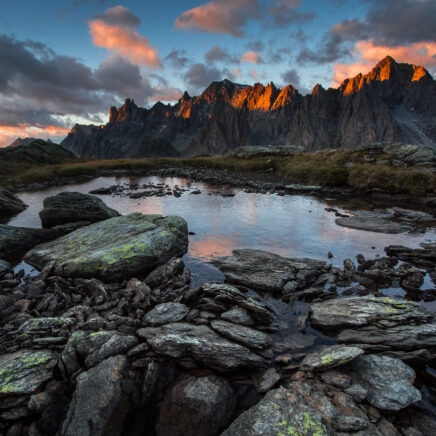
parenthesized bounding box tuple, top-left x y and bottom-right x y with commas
(1, 0, 435, 147)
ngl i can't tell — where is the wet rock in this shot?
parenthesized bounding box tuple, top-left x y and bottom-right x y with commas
(0, 349, 56, 396)
(220, 307, 254, 326)
(300, 345, 363, 371)
(0, 259, 12, 278)
(25, 213, 188, 281)
(39, 192, 120, 228)
(252, 368, 281, 393)
(61, 355, 130, 436)
(310, 296, 430, 329)
(138, 322, 268, 371)
(143, 302, 189, 325)
(200, 283, 275, 325)
(144, 257, 184, 288)
(0, 188, 26, 218)
(212, 249, 326, 295)
(210, 320, 271, 350)
(335, 210, 412, 234)
(156, 375, 236, 436)
(386, 244, 436, 269)
(389, 207, 434, 223)
(352, 354, 421, 411)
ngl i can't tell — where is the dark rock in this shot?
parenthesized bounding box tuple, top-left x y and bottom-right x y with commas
(220, 307, 254, 326)
(61, 355, 130, 436)
(39, 192, 119, 228)
(0, 188, 26, 218)
(272, 333, 315, 354)
(0, 349, 56, 397)
(144, 257, 184, 288)
(210, 320, 271, 350)
(25, 213, 188, 281)
(137, 322, 268, 371)
(352, 354, 421, 411)
(252, 368, 281, 393)
(143, 302, 189, 325)
(385, 244, 436, 269)
(0, 259, 12, 278)
(156, 375, 236, 436)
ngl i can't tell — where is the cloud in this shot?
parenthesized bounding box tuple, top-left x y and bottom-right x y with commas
(245, 40, 264, 53)
(281, 69, 300, 86)
(205, 46, 238, 64)
(268, 0, 315, 28)
(183, 63, 222, 90)
(297, 33, 350, 65)
(89, 6, 161, 68)
(150, 87, 183, 103)
(0, 124, 70, 147)
(175, 0, 261, 37)
(332, 40, 436, 86)
(165, 49, 190, 68)
(241, 51, 263, 64)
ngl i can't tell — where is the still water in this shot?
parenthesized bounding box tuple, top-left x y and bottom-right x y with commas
(8, 176, 436, 291)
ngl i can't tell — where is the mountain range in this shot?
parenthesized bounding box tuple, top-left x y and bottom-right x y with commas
(61, 56, 436, 158)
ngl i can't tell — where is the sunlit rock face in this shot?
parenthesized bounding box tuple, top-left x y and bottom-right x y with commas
(62, 56, 436, 158)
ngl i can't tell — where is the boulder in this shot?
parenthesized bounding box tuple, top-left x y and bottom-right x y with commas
(0, 349, 56, 397)
(252, 368, 281, 393)
(310, 296, 431, 329)
(143, 302, 190, 325)
(39, 191, 120, 228)
(210, 320, 271, 350)
(0, 259, 11, 278)
(212, 250, 326, 296)
(385, 244, 436, 268)
(220, 307, 254, 326)
(144, 257, 185, 288)
(352, 354, 421, 411)
(335, 210, 412, 234)
(137, 322, 268, 371)
(0, 188, 26, 218)
(61, 355, 130, 436)
(300, 345, 364, 372)
(233, 145, 304, 159)
(25, 213, 188, 281)
(156, 375, 236, 436)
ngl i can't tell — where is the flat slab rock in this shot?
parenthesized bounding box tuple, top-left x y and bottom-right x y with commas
(0, 349, 57, 397)
(39, 191, 119, 228)
(144, 302, 189, 325)
(300, 345, 364, 372)
(0, 259, 11, 278)
(0, 188, 26, 218)
(310, 296, 431, 329)
(212, 249, 326, 294)
(25, 213, 188, 281)
(137, 322, 268, 371)
(352, 354, 421, 411)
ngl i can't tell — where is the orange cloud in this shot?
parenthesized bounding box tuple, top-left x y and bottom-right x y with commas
(332, 40, 436, 86)
(0, 124, 70, 148)
(89, 20, 161, 68)
(150, 88, 183, 102)
(241, 51, 263, 64)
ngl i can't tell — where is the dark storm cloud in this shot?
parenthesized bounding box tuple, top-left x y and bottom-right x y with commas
(268, 0, 315, 28)
(297, 33, 350, 65)
(245, 41, 264, 53)
(183, 63, 222, 89)
(165, 49, 191, 68)
(0, 34, 158, 127)
(204, 46, 239, 64)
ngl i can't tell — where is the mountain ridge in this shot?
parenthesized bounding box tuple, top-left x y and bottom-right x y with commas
(61, 56, 436, 158)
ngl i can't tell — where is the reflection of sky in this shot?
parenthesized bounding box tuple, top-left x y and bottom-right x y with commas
(10, 175, 436, 275)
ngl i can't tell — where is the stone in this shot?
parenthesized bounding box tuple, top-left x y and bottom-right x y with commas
(335, 210, 412, 234)
(61, 330, 138, 374)
(61, 355, 130, 436)
(385, 244, 436, 269)
(0, 259, 12, 278)
(310, 296, 430, 329)
(221, 307, 254, 326)
(212, 249, 325, 295)
(0, 188, 26, 218)
(28, 392, 51, 413)
(39, 192, 119, 228)
(25, 213, 188, 281)
(253, 368, 281, 393)
(300, 345, 364, 371)
(137, 322, 268, 371)
(155, 375, 236, 436)
(344, 384, 368, 402)
(144, 257, 184, 288)
(352, 354, 421, 411)
(234, 145, 304, 158)
(210, 320, 272, 350)
(143, 302, 189, 325)
(320, 370, 351, 389)
(18, 317, 76, 334)
(0, 349, 56, 397)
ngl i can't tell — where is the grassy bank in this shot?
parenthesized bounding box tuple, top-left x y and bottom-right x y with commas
(1, 150, 434, 196)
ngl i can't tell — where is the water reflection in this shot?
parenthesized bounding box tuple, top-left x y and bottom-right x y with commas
(8, 176, 436, 288)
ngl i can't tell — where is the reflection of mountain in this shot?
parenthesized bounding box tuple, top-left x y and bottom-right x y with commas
(62, 56, 436, 158)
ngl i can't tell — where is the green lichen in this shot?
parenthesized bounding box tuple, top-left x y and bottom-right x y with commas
(275, 414, 325, 436)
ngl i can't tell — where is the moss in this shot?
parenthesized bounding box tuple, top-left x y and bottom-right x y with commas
(274, 414, 325, 436)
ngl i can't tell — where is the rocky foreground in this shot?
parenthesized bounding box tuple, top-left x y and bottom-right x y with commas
(0, 191, 435, 435)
